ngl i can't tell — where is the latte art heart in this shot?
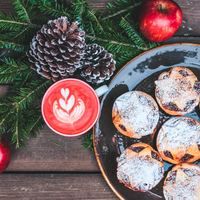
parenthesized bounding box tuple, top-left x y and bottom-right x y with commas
(53, 88, 85, 124)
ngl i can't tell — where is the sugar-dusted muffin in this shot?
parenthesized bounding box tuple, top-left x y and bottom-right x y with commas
(155, 67, 199, 115)
(157, 117, 200, 164)
(163, 163, 200, 200)
(117, 143, 164, 192)
(112, 91, 159, 138)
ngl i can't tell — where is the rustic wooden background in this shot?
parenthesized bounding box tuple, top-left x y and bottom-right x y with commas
(0, 0, 199, 199)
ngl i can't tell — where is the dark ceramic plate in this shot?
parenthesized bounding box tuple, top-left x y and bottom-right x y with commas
(93, 43, 200, 200)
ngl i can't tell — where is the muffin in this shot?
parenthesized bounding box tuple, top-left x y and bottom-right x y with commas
(155, 67, 199, 115)
(163, 163, 200, 200)
(112, 91, 159, 138)
(157, 117, 200, 164)
(117, 143, 164, 192)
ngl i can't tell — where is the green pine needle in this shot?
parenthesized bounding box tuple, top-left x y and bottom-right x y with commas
(104, 0, 141, 20)
(83, 131, 93, 151)
(0, 58, 29, 83)
(14, 79, 51, 110)
(36, 0, 70, 18)
(120, 17, 147, 49)
(0, 40, 26, 52)
(13, 0, 31, 23)
(0, 16, 29, 31)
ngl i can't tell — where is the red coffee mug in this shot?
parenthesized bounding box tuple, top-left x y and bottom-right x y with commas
(42, 79, 108, 137)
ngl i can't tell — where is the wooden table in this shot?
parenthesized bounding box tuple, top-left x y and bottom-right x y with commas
(0, 0, 199, 199)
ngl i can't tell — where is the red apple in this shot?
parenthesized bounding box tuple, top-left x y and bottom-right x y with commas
(139, 0, 183, 42)
(0, 141, 11, 173)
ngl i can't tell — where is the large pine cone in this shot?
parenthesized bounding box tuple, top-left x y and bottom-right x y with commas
(27, 16, 85, 82)
(80, 44, 116, 84)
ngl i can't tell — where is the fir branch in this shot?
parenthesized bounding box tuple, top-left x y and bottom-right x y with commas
(71, 0, 87, 25)
(120, 17, 147, 49)
(0, 111, 12, 128)
(14, 80, 51, 110)
(0, 58, 29, 83)
(14, 106, 20, 148)
(86, 35, 148, 51)
(13, 0, 31, 23)
(0, 18, 29, 26)
(13, 26, 30, 39)
(87, 10, 103, 33)
(104, 0, 141, 20)
(103, 3, 141, 20)
(0, 18, 29, 31)
(0, 14, 39, 32)
(0, 40, 27, 52)
(83, 131, 93, 151)
(26, 115, 43, 135)
(36, 0, 70, 18)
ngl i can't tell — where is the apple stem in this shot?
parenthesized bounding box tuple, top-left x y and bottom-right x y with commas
(158, 4, 167, 13)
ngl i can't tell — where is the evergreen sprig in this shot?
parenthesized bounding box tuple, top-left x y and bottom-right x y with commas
(0, 0, 158, 148)
(0, 13, 29, 31)
(0, 40, 26, 52)
(13, 0, 31, 23)
(36, 0, 71, 18)
(0, 58, 30, 83)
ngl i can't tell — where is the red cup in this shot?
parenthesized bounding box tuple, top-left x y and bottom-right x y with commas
(42, 79, 106, 137)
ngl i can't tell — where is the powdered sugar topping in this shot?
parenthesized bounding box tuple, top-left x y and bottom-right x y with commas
(155, 67, 199, 111)
(164, 165, 200, 200)
(117, 148, 164, 191)
(157, 117, 200, 151)
(113, 91, 159, 137)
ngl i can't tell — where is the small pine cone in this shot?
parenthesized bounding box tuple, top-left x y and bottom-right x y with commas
(80, 44, 116, 84)
(27, 16, 85, 82)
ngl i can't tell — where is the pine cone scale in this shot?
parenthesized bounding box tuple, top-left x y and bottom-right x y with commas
(27, 16, 85, 81)
(80, 44, 116, 84)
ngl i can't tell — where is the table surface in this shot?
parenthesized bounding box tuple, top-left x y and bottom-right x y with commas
(0, 0, 200, 199)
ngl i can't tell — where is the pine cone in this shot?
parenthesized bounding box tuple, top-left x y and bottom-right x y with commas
(80, 44, 116, 84)
(27, 16, 85, 82)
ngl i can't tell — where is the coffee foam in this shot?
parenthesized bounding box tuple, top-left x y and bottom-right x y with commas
(53, 87, 85, 124)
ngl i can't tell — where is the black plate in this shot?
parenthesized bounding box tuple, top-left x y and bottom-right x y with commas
(93, 43, 200, 200)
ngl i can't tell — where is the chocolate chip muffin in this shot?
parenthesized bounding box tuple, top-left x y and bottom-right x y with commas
(112, 91, 159, 138)
(117, 143, 164, 192)
(163, 163, 200, 200)
(157, 117, 200, 164)
(155, 67, 199, 115)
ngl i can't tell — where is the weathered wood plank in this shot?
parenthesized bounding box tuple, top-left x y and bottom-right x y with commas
(167, 36, 200, 44)
(176, 0, 200, 36)
(0, 173, 116, 200)
(7, 126, 99, 172)
(0, 0, 12, 12)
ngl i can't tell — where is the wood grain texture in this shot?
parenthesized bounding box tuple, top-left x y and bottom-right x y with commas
(7, 126, 99, 172)
(0, 173, 116, 200)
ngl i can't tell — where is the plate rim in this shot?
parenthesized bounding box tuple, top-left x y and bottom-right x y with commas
(93, 43, 200, 200)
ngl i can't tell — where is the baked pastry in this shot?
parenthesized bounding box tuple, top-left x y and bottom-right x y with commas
(155, 67, 199, 115)
(163, 163, 200, 200)
(112, 91, 159, 138)
(117, 143, 164, 192)
(157, 117, 200, 164)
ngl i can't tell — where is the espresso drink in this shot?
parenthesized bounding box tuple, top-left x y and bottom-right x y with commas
(42, 79, 100, 136)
